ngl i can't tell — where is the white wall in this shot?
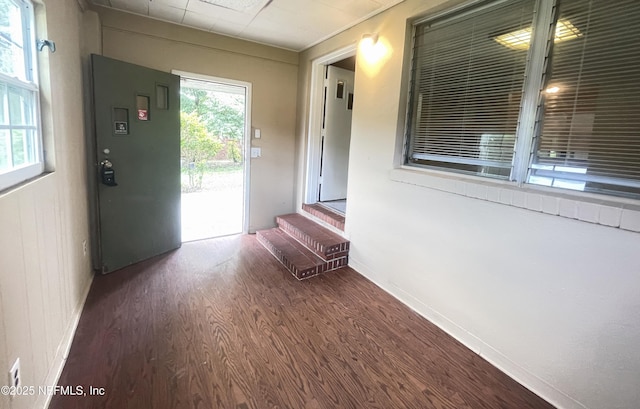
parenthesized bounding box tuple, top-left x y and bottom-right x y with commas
(296, 1, 640, 408)
(95, 8, 299, 232)
(0, 1, 100, 409)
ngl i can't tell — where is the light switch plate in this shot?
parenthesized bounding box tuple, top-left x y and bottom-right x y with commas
(254, 128, 261, 139)
(250, 147, 261, 158)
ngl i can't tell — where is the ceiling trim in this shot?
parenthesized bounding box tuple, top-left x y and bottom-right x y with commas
(197, 0, 271, 13)
(97, 10, 298, 66)
(93, 3, 302, 52)
(300, 0, 406, 51)
(90, 0, 407, 52)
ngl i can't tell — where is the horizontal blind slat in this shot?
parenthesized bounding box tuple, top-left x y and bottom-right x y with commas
(408, 0, 536, 176)
(531, 0, 640, 194)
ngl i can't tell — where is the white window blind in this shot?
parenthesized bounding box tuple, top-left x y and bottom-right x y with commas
(407, 0, 536, 179)
(529, 0, 640, 196)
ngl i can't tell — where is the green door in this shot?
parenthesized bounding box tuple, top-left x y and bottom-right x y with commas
(91, 55, 181, 273)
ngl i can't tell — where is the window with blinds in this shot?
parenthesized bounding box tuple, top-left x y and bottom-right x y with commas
(405, 0, 640, 199)
(529, 0, 640, 197)
(406, 0, 536, 179)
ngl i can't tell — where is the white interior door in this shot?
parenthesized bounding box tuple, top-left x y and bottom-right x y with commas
(319, 65, 354, 201)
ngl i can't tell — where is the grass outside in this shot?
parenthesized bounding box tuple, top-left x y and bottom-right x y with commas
(181, 164, 244, 242)
(181, 161, 242, 192)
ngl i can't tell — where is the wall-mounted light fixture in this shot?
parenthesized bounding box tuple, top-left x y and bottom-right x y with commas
(360, 33, 387, 66)
(358, 32, 392, 77)
(361, 33, 379, 49)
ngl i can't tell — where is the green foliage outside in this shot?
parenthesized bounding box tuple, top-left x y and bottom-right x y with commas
(180, 85, 245, 192)
(181, 87, 244, 141)
(227, 140, 242, 163)
(180, 112, 222, 192)
(0, 0, 17, 78)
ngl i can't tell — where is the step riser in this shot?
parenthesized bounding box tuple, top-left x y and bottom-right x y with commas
(257, 231, 348, 280)
(257, 232, 317, 279)
(276, 217, 349, 260)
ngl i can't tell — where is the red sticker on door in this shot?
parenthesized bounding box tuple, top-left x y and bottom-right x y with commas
(138, 109, 148, 121)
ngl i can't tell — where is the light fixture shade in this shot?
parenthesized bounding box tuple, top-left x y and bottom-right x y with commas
(359, 33, 388, 69)
(361, 33, 379, 45)
(494, 19, 582, 50)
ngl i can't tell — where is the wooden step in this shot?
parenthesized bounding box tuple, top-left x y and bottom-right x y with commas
(276, 213, 349, 260)
(302, 203, 345, 231)
(256, 228, 348, 280)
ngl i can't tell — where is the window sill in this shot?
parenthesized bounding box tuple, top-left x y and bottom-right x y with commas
(0, 171, 54, 199)
(389, 166, 640, 233)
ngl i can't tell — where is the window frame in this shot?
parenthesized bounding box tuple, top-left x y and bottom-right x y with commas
(404, 0, 539, 181)
(402, 0, 640, 200)
(0, 0, 43, 192)
(526, 0, 640, 195)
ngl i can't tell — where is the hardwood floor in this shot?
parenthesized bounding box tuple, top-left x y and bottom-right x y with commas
(49, 235, 554, 409)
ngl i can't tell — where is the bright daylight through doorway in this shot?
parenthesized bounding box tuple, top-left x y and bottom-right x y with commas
(180, 76, 247, 242)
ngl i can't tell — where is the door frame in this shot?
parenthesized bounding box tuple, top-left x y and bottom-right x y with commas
(173, 70, 252, 234)
(304, 44, 357, 205)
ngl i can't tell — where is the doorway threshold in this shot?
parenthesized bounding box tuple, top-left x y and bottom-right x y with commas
(302, 203, 345, 231)
(320, 199, 346, 215)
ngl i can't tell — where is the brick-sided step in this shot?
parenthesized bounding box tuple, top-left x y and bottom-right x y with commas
(256, 228, 348, 280)
(276, 213, 349, 260)
(302, 203, 345, 231)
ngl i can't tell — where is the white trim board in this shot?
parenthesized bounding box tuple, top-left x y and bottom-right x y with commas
(38, 275, 93, 409)
(304, 44, 357, 205)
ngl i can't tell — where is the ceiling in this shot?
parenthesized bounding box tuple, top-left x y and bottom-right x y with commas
(90, 0, 405, 51)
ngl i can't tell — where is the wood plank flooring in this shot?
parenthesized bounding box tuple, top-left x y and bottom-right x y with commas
(49, 235, 555, 409)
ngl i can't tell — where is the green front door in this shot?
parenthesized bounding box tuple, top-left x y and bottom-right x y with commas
(91, 54, 181, 273)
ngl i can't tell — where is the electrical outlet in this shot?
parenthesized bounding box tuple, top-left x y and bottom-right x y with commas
(82, 240, 87, 257)
(9, 358, 20, 388)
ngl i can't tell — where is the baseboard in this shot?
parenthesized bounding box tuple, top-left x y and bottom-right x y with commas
(348, 256, 587, 409)
(36, 273, 94, 409)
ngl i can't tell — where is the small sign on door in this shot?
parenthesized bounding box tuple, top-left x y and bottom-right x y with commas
(114, 121, 128, 134)
(113, 107, 129, 135)
(137, 95, 150, 121)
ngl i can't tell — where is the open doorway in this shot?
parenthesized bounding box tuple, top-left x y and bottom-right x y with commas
(305, 46, 356, 224)
(177, 73, 251, 242)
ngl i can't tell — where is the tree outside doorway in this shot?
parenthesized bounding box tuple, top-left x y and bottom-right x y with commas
(180, 80, 246, 241)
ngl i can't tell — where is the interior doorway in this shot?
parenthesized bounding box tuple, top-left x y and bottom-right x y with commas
(305, 45, 357, 219)
(176, 72, 251, 242)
